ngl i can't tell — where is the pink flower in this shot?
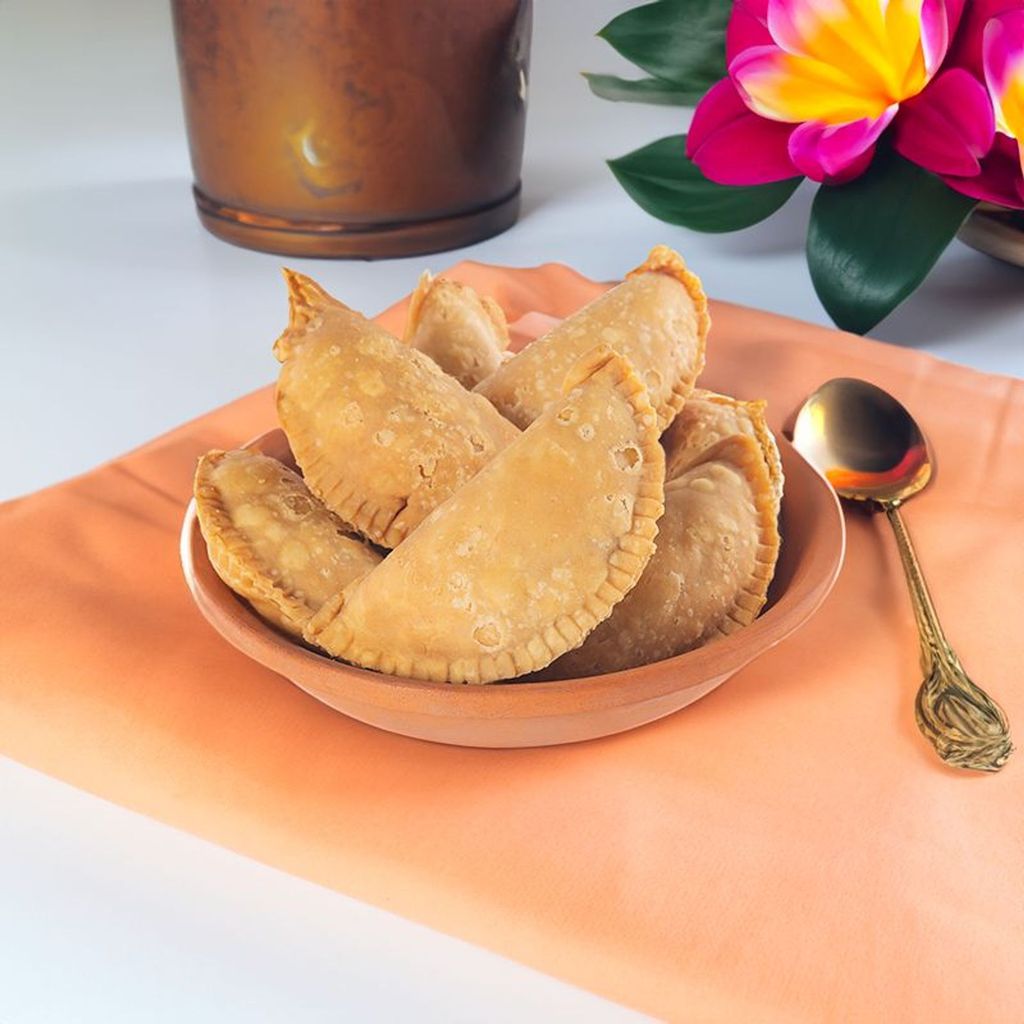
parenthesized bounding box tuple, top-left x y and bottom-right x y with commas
(895, 3, 1024, 207)
(688, 0, 964, 185)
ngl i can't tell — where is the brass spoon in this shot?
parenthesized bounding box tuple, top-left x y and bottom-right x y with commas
(792, 378, 1012, 772)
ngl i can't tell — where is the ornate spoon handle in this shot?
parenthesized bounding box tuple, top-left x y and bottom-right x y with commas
(883, 502, 1012, 773)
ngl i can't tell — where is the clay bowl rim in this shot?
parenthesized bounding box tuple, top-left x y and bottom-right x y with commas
(180, 427, 845, 721)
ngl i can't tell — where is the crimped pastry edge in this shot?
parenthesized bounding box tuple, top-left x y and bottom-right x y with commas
(285, 443, 410, 549)
(304, 344, 666, 684)
(674, 433, 781, 640)
(404, 270, 511, 350)
(478, 294, 511, 350)
(627, 244, 711, 430)
(273, 267, 346, 364)
(194, 449, 318, 637)
(742, 399, 785, 503)
(402, 269, 435, 342)
(280, 393, 517, 551)
(275, 268, 519, 549)
(274, 272, 520, 548)
(665, 389, 785, 504)
(538, 430, 781, 679)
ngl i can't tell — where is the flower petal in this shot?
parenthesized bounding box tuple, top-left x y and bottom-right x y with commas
(830, 143, 878, 183)
(787, 106, 897, 181)
(943, 133, 1024, 208)
(948, 0, 1014, 79)
(984, 9, 1024, 145)
(767, 0, 888, 62)
(894, 68, 996, 176)
(919, 0, 952, 76)
(942, 0, 967, 40)
(731, 44, 891, 123)
(727, 0, 773, 63)
(687, 77, 799, 185)
(764, 0, 948, 100)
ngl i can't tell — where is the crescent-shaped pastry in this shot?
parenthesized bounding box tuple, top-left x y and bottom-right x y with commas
(304, 346, 665, 684)
(543, 434, 781, 679)
(662, 389, 784, 503)
(404, 271, 510, 389)
(274, 270, 520, 548)
(473, 245, 708, 430)
(194, 449, 382, 638)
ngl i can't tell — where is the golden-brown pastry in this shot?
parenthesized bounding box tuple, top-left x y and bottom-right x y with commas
(404, 271, 510, 389)
(304, 346, 665, 684)
(544, 434, 781, 678)
(274, 270, 520, 548)
(194, 449, 382, 638)
(474, 245, 708, 430)
(661, 389, 784, 504)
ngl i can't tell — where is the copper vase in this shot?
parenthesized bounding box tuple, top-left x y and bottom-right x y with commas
(171, 0, 531, 258)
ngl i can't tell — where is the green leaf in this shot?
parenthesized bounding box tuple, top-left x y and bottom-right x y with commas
(598, 0, 730, 95)
(807, 147, 978, 334)
(583, 72, 705, 106)
(609, 135, 802, 233)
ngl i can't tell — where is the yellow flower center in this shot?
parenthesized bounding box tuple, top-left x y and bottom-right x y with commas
(737, 0, 937, 125)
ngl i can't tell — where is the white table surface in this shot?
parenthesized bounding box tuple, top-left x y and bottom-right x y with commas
(1, 1, 1021, 1021)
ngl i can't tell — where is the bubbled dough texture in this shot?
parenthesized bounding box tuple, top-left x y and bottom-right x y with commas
(277, 303, 520, 547)
(199, 451, 382, 635)
(309, 353, 662, 683)
(662, 389, 784, 501)
(407, 278, 509, 390)
(549, 438, 773, 678)
(474, 271, 703, 430)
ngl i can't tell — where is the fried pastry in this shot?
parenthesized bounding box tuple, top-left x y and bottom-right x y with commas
(274, 270, 520, 548)
(474, 245, 708, 430)
(304, 346, 665, 684)
(194, 449, 382, 638)
(404, 271, 510, 389)
(662, 389, 784, 504)
(545, 434, 781, 678)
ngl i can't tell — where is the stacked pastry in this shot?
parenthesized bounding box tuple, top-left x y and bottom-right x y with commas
(194, 247, 782, 684)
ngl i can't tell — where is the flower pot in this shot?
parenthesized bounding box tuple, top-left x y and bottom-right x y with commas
(171, 0, 531, 259)
(959, 204, 1024, 268)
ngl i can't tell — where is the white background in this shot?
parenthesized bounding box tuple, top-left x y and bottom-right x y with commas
(1, 1, 1021, 1021)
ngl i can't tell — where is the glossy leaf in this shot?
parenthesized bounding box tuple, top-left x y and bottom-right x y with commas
(808, 148, 977, 334)
(598, 0, 730, 94)
(609, 135, 802, 233)
(583, 72, 704, 106)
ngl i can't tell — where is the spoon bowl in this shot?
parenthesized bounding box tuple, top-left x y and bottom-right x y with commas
(792, 378, 933, 503)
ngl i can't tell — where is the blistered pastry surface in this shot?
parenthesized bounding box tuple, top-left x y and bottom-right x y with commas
(405, 272, 510, 389)
(275, 271, 519, 548)
(662, 389, 784, 503)
(305, 346, 665, 684)
(196, 255, 786, 683)
(194, 449, 382, 637)
(474, 245, 708, 431)
(547, 434, 780, 678)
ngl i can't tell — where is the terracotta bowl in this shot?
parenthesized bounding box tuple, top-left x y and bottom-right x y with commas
(181, 428, 844, 747)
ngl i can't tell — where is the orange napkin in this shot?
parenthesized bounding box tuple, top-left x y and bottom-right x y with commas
(2, 261, 1023, 1022)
